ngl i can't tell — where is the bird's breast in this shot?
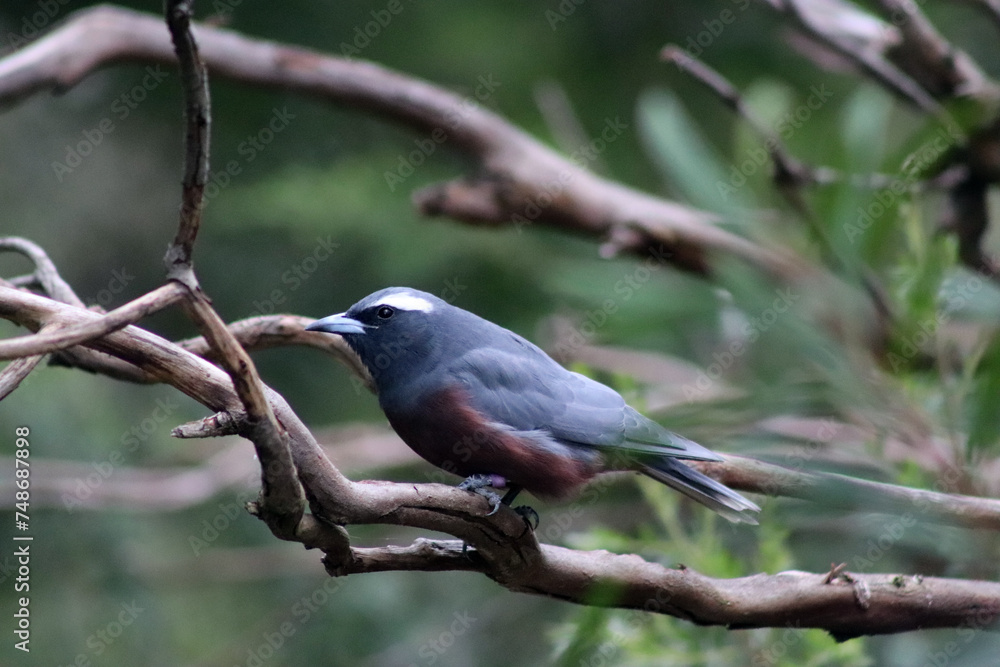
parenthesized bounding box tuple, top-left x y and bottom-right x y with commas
(382, 385, 599, 499)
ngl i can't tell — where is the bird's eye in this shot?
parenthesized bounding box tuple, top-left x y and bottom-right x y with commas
(376, 306, 395, 320)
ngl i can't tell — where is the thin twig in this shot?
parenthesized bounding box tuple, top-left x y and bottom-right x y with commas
(768, 0, 942, 113)
(873, 0, 995, 99)
(0, 282, 186, 360)
(175, 314, 373, 391)
(163, 0, 210, 280)
(661, 46, 910, 193)
(661, 46, 895, 323)
(0, 350, 45, 400)
(162, 0, 305, 540)
(662, 46, 813, 189)
(0, 236, 83, 306)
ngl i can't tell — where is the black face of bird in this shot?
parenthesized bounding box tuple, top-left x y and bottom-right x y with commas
(305, 288, 441, 386)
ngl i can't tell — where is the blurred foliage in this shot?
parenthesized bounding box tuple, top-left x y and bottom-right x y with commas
(3, 1, 1000, 666)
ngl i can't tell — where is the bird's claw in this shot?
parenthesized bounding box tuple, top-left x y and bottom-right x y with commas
(457, 475, 534, 522)
(458, 474, 505, 516)
(513, 505, 540, 530)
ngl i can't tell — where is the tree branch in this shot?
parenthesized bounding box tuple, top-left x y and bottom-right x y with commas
(0, 236, 84, 307)
(174, 314, 373, 392)
(163, 0, 210, 279)
(0, 282, 186, 360)
(159, 0, 306, 541)
(873, 0, 997, 100)
(334, 539, 1000, 641)
(0, 4, 810, 282)
(766, 0, 943, 113)
(0, 345, 45, 400)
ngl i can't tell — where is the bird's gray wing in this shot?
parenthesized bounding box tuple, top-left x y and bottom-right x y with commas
(448, 345, 721, 462)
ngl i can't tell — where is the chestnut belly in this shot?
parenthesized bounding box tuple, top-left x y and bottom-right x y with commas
(384, 387, 601, 499)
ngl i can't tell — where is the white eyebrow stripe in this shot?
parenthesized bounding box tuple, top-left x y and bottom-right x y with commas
(376, 293, 435, 312)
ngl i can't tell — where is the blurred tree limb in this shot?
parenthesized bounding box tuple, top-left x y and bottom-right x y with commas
(765, 0, 1000, 280)
(0, 5, 821, 282)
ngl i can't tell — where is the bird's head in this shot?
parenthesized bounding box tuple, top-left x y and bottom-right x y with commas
(305, 287, 446, 387)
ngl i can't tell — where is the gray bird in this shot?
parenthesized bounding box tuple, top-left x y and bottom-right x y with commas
(306, 287, 759, 524)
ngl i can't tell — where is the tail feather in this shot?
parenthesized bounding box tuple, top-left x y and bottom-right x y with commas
(641, 458, 760, 525)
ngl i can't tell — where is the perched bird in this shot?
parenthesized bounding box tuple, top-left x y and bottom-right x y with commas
(306, 287, 759, 524)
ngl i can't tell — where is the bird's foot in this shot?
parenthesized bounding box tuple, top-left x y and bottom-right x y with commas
(458, 474, 507, 516)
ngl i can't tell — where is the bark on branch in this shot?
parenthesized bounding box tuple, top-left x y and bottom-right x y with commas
(0, 4, 811, 282)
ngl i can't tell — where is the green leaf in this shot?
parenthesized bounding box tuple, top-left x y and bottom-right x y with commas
(637, 88, 745, 215)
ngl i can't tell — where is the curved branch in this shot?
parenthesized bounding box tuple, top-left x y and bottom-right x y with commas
(175, 314, 373, 392)
(766, 0, 942, 113)
(0, 282, 186, 360)
(0, 236, 84, 307)
(0, 4, 809, 282)
(163, 0, 210, 277)
(0, 348, 45, 400)
(334, 538, 1000, 641)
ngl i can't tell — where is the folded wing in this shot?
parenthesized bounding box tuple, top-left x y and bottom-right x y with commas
(450, 342, 720, 461)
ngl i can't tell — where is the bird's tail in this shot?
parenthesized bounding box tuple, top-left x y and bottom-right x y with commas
(641, 458, 760, 524)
